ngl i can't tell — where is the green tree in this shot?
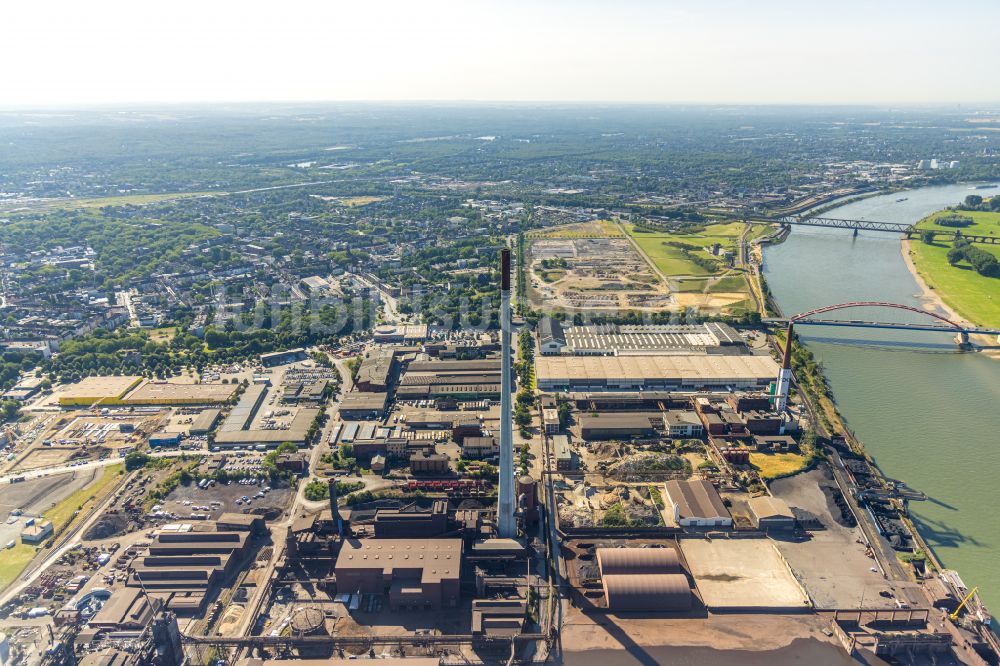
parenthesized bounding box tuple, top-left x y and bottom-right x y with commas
(947, 246, 965, 265)
(0, 400, 20, 422)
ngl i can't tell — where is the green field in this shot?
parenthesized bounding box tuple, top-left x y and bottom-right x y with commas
(750, 452, 809, 480)
(0, 543, 38, 592)
(909, 209, 1000, 329)
(625, 221, 745, 278)
(915, 209, 1000, 239)
(910, 241, 1000, 329)
(707, 274, 749, 293)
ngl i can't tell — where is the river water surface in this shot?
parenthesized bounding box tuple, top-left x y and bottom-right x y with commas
(762, 183, 1000, 612)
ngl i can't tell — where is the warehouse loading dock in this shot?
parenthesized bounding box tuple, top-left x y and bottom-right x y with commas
(213, 408, 319, 448)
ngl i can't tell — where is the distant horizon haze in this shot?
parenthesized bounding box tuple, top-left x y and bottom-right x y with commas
(3, 0, 999, 108)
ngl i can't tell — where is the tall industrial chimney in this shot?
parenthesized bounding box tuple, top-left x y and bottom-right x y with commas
(497, 248, 516, 538)
(774, 321, 793, 412)
(327, 478, 343, 536)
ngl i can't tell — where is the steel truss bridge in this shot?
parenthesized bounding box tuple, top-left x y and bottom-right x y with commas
(766, 301, 1000, 337)
(745, 216, 1000, 243)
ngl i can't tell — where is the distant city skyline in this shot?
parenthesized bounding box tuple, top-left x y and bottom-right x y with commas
(3, 0, 1000, 108)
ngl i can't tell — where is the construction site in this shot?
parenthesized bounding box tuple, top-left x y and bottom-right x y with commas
(526, 222, 674, 312)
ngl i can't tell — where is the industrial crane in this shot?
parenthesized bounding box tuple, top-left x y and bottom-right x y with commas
(951, 586, 979, 621)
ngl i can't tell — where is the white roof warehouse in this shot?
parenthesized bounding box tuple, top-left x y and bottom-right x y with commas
(534, 353, 779, 392)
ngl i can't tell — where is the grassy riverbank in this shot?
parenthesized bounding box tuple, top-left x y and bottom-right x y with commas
(909, 209, 1000, 328)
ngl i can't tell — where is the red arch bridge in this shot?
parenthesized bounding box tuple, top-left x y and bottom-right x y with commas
(764, 301, 1000, 338)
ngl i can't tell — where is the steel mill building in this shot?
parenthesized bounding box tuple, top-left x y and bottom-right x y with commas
(333, 538, 462, 610)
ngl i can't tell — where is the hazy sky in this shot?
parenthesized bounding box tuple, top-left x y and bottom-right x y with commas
(3, 0, 999, 107)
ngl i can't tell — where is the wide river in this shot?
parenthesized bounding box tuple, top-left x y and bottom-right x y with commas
(762, 183, 1000, 612)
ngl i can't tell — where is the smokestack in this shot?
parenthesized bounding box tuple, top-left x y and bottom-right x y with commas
(774, 321, 793, 412)
(781, 321, 794, 370)
(327, 478, 343, 536)
(497, 248, 516, 538)
(501, 248, 511, 291)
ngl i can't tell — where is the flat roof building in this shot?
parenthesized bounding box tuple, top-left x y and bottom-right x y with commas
(215, 513, 266, 534)
(462, 436, 499, 459)
(410, 450, 450, 474)
(57, 376, 143, 406)
(535, 353, 779, 393)
(260, 348, 306, 367)
(579, 412, 664, 440)
(338, 391, 388, 420)
(213, 408, 319, 448)
(21, 519, 53, 544)
(88, 587, 152, 630)
(122, 381, 237, 405)
(219, 385, 267, 433)
(553, 434, 574, 470)
(556, 322, 745, 356)
(663, 410, 704, 437)
(190, 409, 222, 435)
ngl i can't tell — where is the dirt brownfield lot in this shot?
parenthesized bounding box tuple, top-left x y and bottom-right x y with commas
(1, 469, 98, 520)
(560, 609, 847, 655)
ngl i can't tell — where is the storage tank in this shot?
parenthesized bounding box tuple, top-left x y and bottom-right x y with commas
(517, 475, 539, 525)
(289, 605, 329, 658)
(290, 606, 326, 636)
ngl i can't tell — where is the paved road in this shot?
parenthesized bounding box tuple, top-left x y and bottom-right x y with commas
(230, 356, 355, 647)
(0, 450, 198, 485)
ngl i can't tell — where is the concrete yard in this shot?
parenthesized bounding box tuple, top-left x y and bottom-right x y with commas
(680, 538, 810, 610)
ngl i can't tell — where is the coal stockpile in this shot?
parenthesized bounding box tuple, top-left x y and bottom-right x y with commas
(83, 512, 131, 540)
(821, 483, 856, 528)
(842, 458, 881, 490)
(864, 499, 914, 551)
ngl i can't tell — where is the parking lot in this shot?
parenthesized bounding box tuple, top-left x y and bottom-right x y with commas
(160, 476, 293, 521)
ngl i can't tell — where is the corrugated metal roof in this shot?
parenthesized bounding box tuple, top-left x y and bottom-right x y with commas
(664, 479, 731, 521)
(597, 547, 680, 576)
(602, 573, 691, 611)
